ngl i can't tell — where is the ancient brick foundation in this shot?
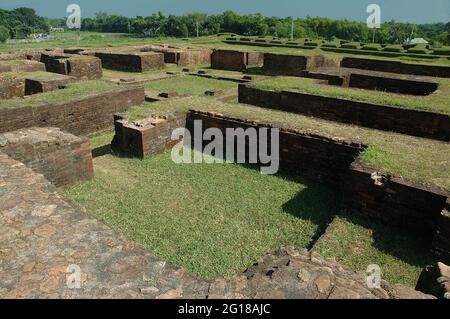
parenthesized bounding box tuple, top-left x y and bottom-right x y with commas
(142, 47, 211, 66)
(263, 53, 341, 76)
(24, 74, 75, 95)
(95, 52, 165, 72)
(0, 74, 25, 99)
(0, 87, 145, 136)
(238, 85, 450, 141)
(112, 113, 186, 158)
(0, 127, 93, 187)
(343, 160, 449, 236)
(211, 50, 263, 71)
(41, 53, 102, 80)
(341, 57, 450, 78)
(433, 199, 450, 263)
(0, 60, 45, 73)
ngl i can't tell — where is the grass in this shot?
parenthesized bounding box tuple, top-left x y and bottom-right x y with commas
(125, 96, 450, 191)
(313, 214, 438, 287)
(63, 149, 340, 279)
(142, 76, 237, 96)
(250, 76, 450, 115)
(0, 80, 120, 109)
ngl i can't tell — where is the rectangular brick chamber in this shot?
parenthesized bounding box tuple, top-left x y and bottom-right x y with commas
(211, 49, 263, 71)
(141, 47, 211, 66)
(238, 84, 450, 142)
(341, 57, 450, 78)
(95, 52, 165, 72)
(0, 74, 25, 99)
(0, 60, 45, 73)
(262, 53, 341, 76)
(111, 108, 449, 257)
(24, 74, 76, 95)
(0, 87, 145, 136)
(0, 127, 93, 187)
(40, 53, 103, 80)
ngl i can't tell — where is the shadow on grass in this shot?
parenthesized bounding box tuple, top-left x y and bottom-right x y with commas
(337, 213, 438, 269)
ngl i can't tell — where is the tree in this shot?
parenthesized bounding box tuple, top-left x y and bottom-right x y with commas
(0, 25, 9, 42)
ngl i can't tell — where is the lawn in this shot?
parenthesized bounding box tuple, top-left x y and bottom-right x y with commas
(142, 75, 238, 96)
(0, 80, 120, 109)
(125, 96, 450, 191)
(313, 214, 438, 287)
(63, 149, 340, 279)
(249, 76, 450, 115)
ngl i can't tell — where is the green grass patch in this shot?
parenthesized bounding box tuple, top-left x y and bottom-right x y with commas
(0, 80, 120, 109)
(125, 97, 450, 190)
(142, 76, 237, 96)
(249, 76, 450, 115)
(313, 214, 438, 287)
(63, 150, 339, 279)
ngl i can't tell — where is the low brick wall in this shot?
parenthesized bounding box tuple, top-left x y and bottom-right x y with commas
(112, 113, 186, 158)
(348, 73, 438, 95)
(0, 60, 45, 73)
(341, 57, 450, 78)
(0, 87, 145, 136)
(344, 160, 449, 236)
(24, 74, 75, 95)
(211, 50, 263, 71)
(263, 53, 341, 76)
(0, 127, 93, 187)
(0, 74, 24, 99)
(238, 85, 450, 141)
(95, 52, 165, 72)
(186, 111, 363, 185)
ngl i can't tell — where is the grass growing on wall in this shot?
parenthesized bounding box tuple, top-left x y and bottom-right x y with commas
(250, 76, 450, 115)
(64, 150, 340, 279)
(143, 76, 237, 96)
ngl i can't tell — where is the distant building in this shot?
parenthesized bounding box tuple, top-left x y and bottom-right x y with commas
(50, 27, 65, 32)
(404, 38, 429, 45)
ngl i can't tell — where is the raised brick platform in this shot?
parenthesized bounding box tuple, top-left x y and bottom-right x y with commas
(95, 52, 165, 72)
(211, 49, 263, 71)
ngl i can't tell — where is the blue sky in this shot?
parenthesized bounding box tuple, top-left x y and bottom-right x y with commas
(0, 0, 449, 23)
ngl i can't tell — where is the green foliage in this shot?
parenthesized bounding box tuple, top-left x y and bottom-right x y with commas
(0, 25, 9, 42)
(0, 7, 49, 39)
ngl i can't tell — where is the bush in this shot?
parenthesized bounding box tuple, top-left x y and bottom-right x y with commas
(0, 25, 10, 43)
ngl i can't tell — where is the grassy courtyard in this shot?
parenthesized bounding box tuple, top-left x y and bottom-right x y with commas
(64, 149, 340, 279)
(142, 75, 238, 96)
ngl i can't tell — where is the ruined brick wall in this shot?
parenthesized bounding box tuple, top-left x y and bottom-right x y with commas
(344, 160, 449, 236)
(348, 73, 438, 95)
(0, 87, 145, 135)
(432, 199, 450, 263)
(41, 53, 102, 80)
(24, 75, 75, 95)
(0, 127, 93, 187)
(238, 85, 450, 141)
(186, 111, 363, 185)
(0, 60, 45, 73)
(246, 51, 264, 67)
(263, 54, 340, 76)
(95, 52, 165, 72)
(341, 57, 450, 78)
(178, 49, 212, 66)
(0, 74, 25, 99)
(211, 50, 256, 71)
(112, 113, 186, 158)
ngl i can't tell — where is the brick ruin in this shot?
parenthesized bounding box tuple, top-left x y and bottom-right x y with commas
(263, 53, 340, 76)
(94, 51, 165, 72)
(0, 59, 45, 73)
(40, 52, 103, 80)
(238, 84, 450, 141)
(211, 49, 264, 71)
(0, 127, 93, 187)
(0, 86, 145, 135)
(140, 45, 211, 66)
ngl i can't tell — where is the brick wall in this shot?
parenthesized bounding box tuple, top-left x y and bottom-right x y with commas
(0, 127, 93, 187)
(112, 113, 186, 158)
(211, 50, 263, 71)
(0, 60, 45, 73)
(348, 73, 438, 95)
(238, 85, 450, 141)
(0, 87, 145, 136)
(433, 199, 450, 263)
(0, 74, 24, 99)
(344, 160, 449, 236)
(41, 53, 102, 80)
(24, 74, 75, 95)
(95, 52, 165, 72)
(263, 54, 341, 76)
(341, 57, 450, 78)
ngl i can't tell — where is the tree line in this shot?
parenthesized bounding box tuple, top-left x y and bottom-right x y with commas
(1, 8, 449, 46)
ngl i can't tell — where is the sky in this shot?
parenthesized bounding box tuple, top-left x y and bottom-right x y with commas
(0, 0, 449, 23)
